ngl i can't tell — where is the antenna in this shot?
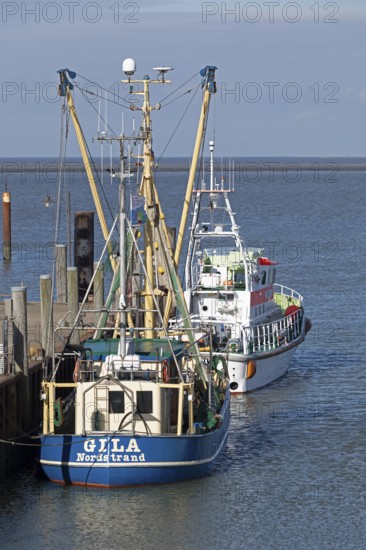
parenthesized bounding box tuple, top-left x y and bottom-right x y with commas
(104, 91, 108, 134)
(209, 140, 214, 191)
(97, 98, 101, 136)
(153, 66, 174, 82)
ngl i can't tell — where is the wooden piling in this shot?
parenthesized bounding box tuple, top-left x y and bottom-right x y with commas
(11, 286, 28, 376)
(11, 286, 29, 427)
(4, 298, 12, 321)
(55, 244, 67, 303)
(40, 275, 53, 357)
(67, 267, 79, 345)
(2, 191, 11, 261)
(3, 299, 13, 375)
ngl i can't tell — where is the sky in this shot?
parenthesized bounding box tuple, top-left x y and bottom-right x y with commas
(1, 0, 366, 157)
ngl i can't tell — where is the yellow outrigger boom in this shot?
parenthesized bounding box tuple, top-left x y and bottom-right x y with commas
(58, 69, 117, 272)
(163, 66, 217, 325)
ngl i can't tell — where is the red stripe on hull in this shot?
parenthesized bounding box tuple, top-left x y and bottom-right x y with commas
(250, 286, 273, 306)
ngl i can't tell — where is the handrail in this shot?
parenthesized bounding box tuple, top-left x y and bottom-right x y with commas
(273, 283, 303, 303)
(242, 308, 304, 354)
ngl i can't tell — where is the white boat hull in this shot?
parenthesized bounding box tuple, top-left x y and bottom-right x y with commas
(227, 338, 302, 393)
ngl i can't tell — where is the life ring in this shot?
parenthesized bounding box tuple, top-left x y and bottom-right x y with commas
(162, 359, 169, 383)
(73, 359, 79, 383)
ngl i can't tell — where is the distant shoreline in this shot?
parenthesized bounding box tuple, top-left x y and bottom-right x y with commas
(1, 160, 366, 173)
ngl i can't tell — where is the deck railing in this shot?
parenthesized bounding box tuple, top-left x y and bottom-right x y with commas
(243, 307, 304, 354)
(273, 284, 303, 308)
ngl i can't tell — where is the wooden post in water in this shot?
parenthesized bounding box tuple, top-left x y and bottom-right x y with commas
(93, 261, 104, 311)
(11, 286, 29, 426)
(12, 287, 28, 375)
(55, 244, 67, 303)
(2, 190, 11, 260)
(67, 267, 79, 345)
(3, 299, 13, 375)
(4, 298, 12, 322)
(40, 275, 53, 357)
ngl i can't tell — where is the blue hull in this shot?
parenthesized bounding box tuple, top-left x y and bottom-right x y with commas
(38, 397, 230, 487)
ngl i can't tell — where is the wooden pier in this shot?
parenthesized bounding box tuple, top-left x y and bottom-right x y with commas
(0, 301, 72, 478)
(0, 272, 102, 478)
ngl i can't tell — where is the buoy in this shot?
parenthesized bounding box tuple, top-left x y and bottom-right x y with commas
(246, 360, 257, 380)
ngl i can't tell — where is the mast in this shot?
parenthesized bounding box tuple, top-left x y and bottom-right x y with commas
(122, 61, 207, 383)
(122, 63, 172, 338)
(119, 141, 127, 355)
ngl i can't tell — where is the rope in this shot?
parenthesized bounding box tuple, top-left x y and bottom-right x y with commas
(0, 435, 97, 448)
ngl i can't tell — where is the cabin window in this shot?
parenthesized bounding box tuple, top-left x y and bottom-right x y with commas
(137, 391, 153, 414)
(272, 268, 276, 284)
(261, 271, 266, 285)
(109, 391, 125, 414)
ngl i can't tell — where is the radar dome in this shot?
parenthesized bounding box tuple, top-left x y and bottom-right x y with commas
(122, 58, 136, 76)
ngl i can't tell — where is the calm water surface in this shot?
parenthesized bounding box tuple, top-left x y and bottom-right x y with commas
(0, 166, 365, 549)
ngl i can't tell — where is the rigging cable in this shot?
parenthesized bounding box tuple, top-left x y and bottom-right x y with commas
(73, 72, 133, 107)
(159, 84, 199, 109)
(158, 70, 200, 105)
(72, 81, 118, 140)
(46, 98, 69, 366)
(73, 100, 116, 226)
(71, 82, 145, 222)
(156, 84, 200, 166)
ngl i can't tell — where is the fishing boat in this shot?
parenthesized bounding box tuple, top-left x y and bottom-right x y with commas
(181, 140, 312, 393)
(37, 62, 229, 487)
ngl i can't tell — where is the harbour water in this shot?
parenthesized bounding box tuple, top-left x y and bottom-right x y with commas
(1, 163, 365, 549)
